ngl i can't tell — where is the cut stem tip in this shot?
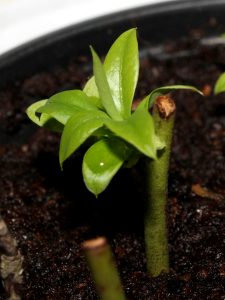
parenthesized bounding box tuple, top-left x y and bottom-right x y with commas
(155, 94, 176, 119)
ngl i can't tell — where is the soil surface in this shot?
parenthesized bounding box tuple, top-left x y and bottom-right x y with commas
(1, 23, 225, 299)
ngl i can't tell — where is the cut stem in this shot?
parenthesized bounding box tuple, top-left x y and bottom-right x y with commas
(144, 94, 176, 277)
(0, 215, 23, 300)
(83, 237, 126, 300)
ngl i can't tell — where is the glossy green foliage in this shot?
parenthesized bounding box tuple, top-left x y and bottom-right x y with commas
(104, 108, 159, 159)
(214, 72, 225, 95)
(59, 110, 109, 168)
(27, 100, 63, 132)
(37, 90, 100, 124)
(26, 28, 201, 196)
(104, 29, 138, 118)
(90, 47, 121, 120)
(83, 139, 131, 195)
(84, 29, 138, 119)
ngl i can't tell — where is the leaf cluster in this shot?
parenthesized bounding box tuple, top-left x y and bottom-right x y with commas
(27, 28, 201, 196)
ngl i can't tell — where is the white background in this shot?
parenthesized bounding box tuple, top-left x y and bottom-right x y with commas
(0, 0, 178, 56)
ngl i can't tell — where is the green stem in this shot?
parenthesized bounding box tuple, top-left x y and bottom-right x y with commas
(83, 237, 126, 300)
(144, 95, 176, 277)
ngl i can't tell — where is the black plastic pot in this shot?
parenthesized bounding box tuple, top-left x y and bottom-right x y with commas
(1, 0, 225, 145)
(1, 0, 225, 299)
(1, 0, 225, 87)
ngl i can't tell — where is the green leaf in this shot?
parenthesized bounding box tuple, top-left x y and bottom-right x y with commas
(59, 110, 109, 167)
(91, 47, 121, 120)
(82, 138, 130, 196)
(138, 85, 203, 110)
(37, 90, 101, 124)
(214, 72, 225, 95)
(105, 108, 160, 159)
(26, 100, 49, 126)
(104, 28, 139, 119)
(87, 96, 103, 109)
(86, 29, 139, 119)
(83, 78, 104, 109)
(83, 76, 99, 98)
(49, 90, 100, 110)
(26, 100, 63, 132)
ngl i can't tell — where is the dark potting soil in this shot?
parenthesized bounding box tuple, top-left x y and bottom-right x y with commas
(1, 25, 225, 300)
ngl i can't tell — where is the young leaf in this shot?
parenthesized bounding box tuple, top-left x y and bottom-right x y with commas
(104, 108, 160, 159)
(82, 78, 104, 109)
(214, 72, 225, 95)
(37, 90, 101, 124)
(138, 85, 203, 110)
(26, 100, 49, 126)
(37, 103, 80, 125)
(26, 100, 63, 131)
(59, 110, 109, 168)
(104, 28, 139, 119)
(83, 76, 99, 98)
(85, 29, 139, 119)
(91, 47, 121, 120)
(48, 90, 100, 110)
(82, 138, 130, 196)
(49, 90, 99, 110)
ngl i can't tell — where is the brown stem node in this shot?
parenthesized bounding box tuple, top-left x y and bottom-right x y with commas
(83, 237, 107, 255)
(155, 94, 176, 119)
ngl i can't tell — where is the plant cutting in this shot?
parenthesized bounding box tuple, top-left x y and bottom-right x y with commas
(83, 237, 126, 300)
(1, 0, 225, 297)
(143, 94, 176, 276)
(26, 28, 202, 280)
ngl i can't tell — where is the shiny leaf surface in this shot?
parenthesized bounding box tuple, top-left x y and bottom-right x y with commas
(104, 28, 139, 118)
(83, 76, 99, 98)
(37, 90, 101, 124)
(82, 138, 130, 196)
(59, 110, 109, 167)
(105, 108, 160, 159)
(91, 47, 121, 120)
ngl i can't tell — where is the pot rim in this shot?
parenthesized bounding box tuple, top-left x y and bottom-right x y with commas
(0, 0, 224, 68)
(0, 0, 177, 56)
(1, 0, 225, 88)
